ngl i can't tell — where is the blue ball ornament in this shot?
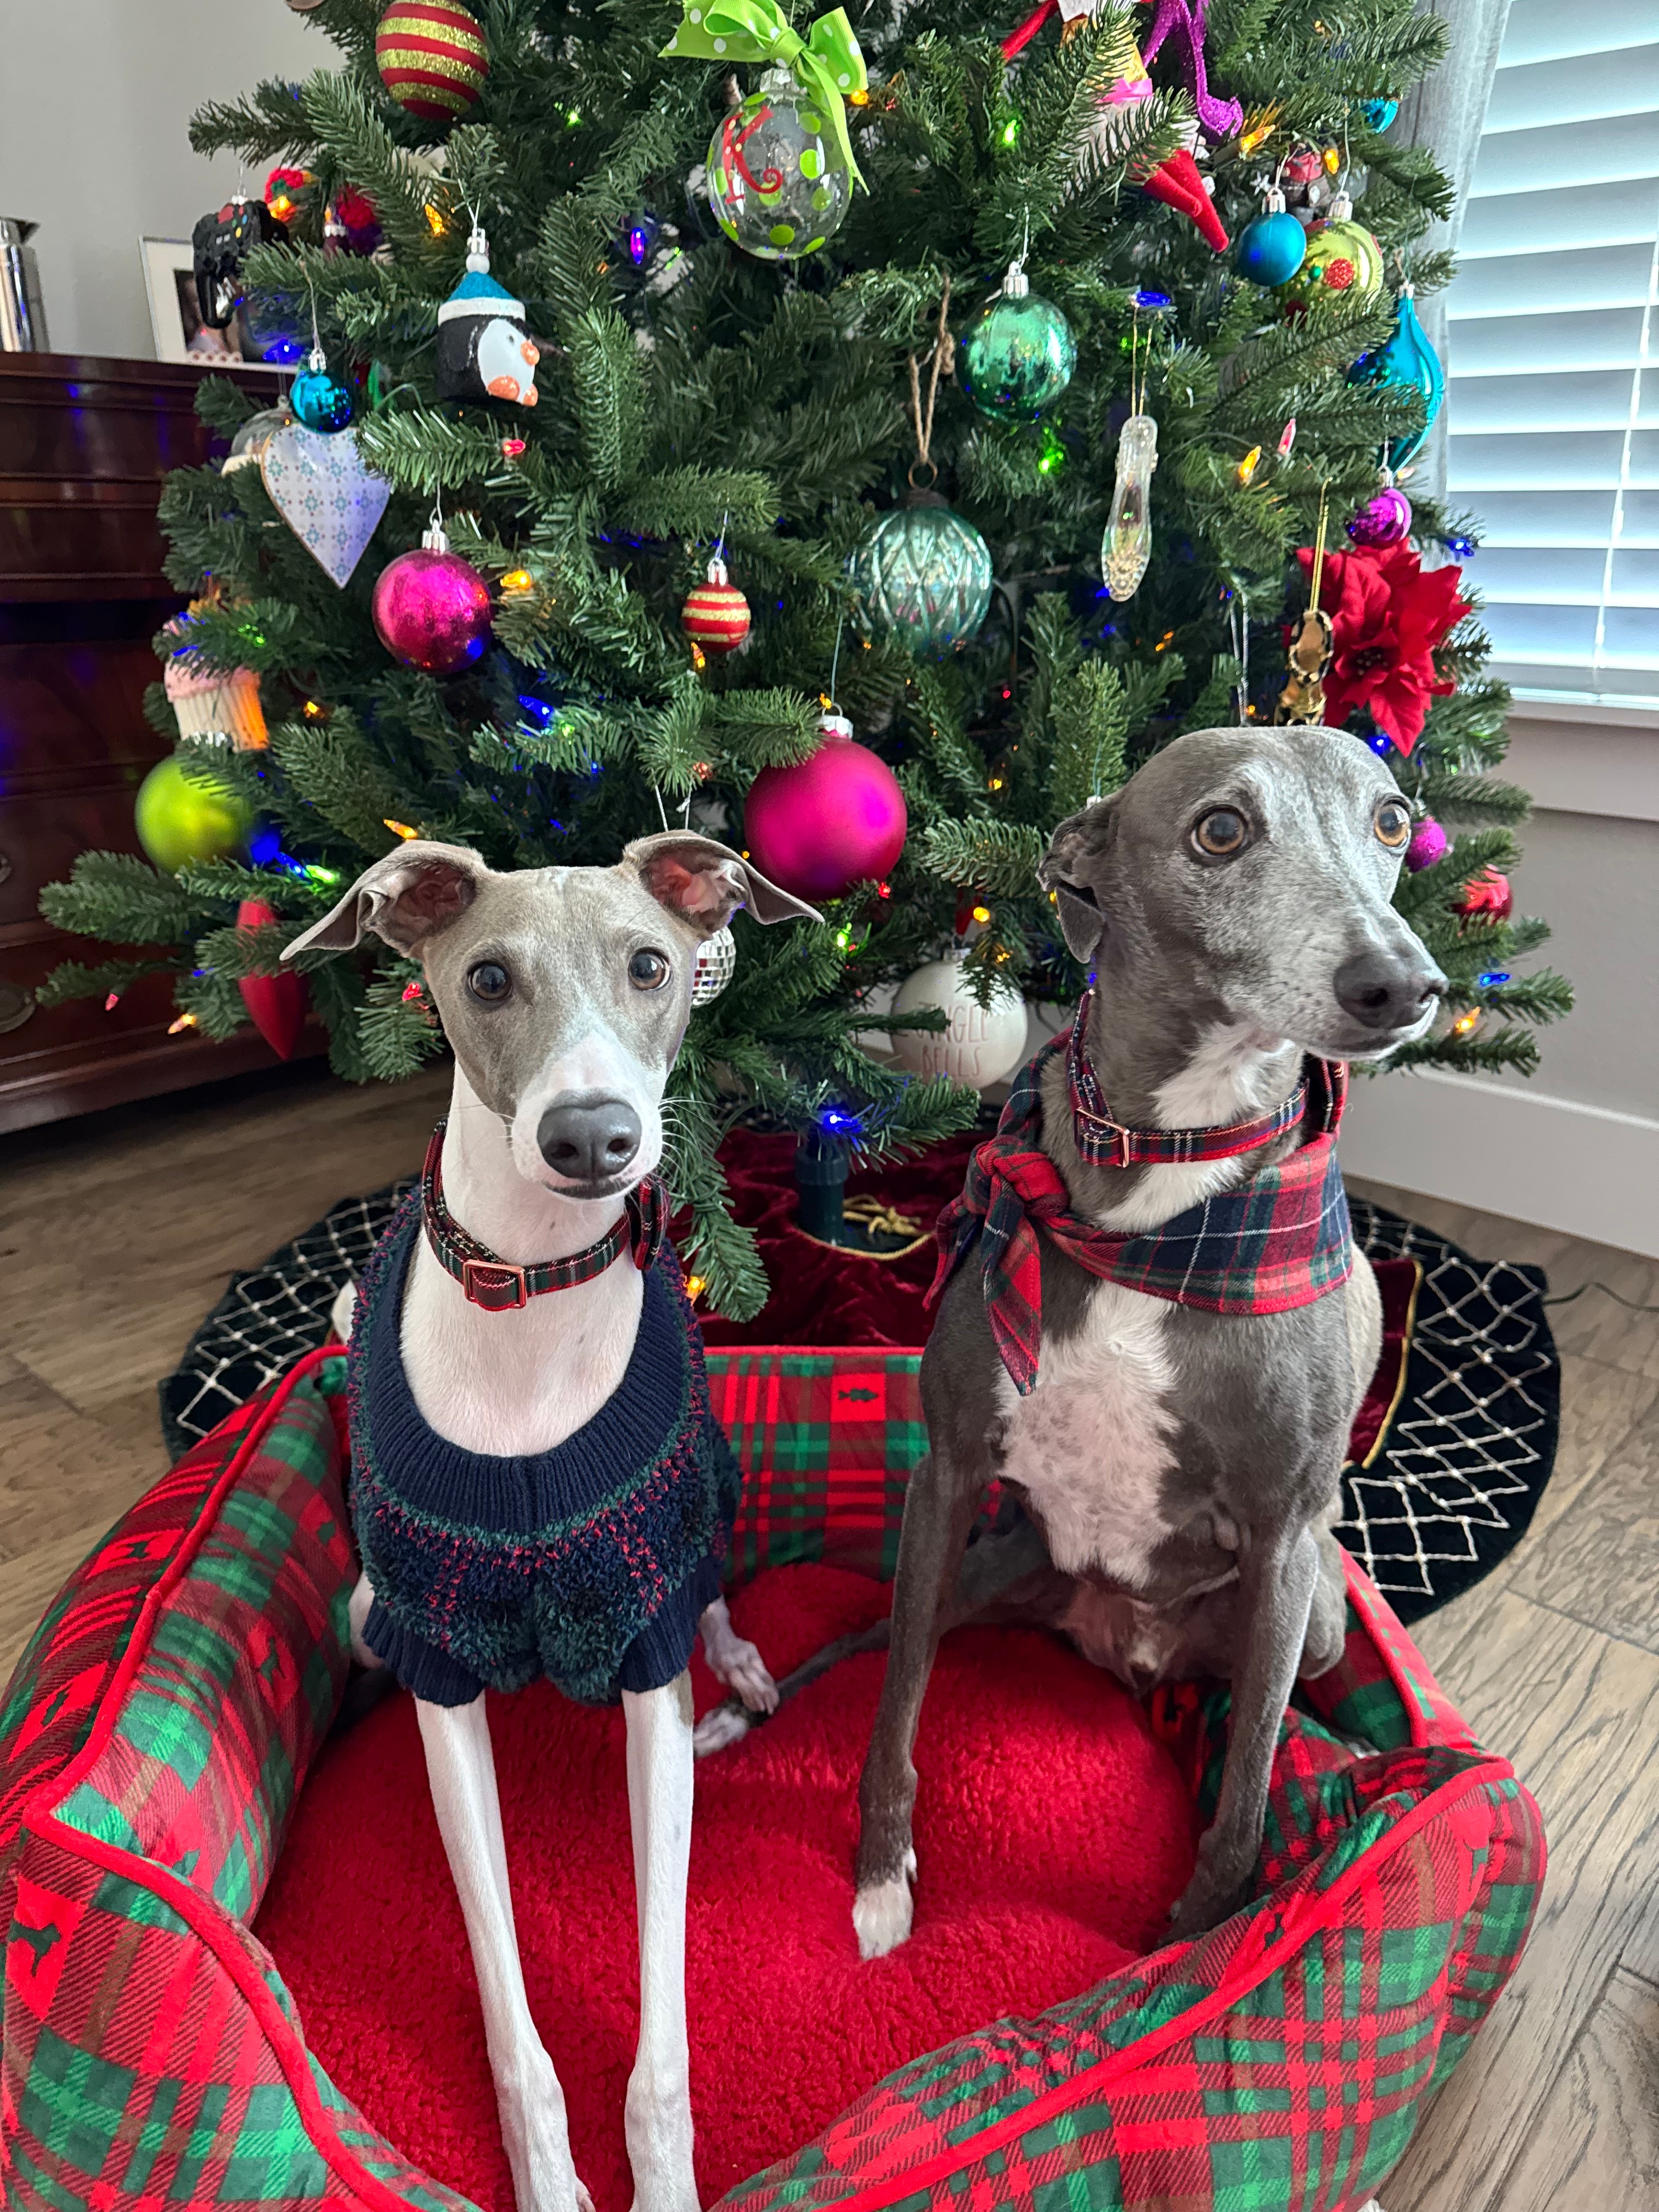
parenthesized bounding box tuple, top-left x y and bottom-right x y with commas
(290, 347, 353, 434)
(1348, 285, 1444, 469)
(1235, 208, 1308, 288)
(1360, 97, 1399, 132)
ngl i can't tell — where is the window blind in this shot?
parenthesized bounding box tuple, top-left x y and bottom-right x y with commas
(1445, 0, 1659, 710)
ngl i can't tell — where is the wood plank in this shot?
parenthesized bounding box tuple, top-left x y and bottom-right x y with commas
(1517, 1355, 1659, 1549)
(0, 1371, 162, 1565)
(1487, 1966, 1659, 2212)
(1383, 1590, 1659, 2212)
(1510, 1404, 1659, 1656)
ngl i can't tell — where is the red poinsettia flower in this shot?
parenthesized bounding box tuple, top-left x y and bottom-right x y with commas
(1295, 541, 1471, 754)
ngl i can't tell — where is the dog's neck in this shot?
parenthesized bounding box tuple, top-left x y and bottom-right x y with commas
(1042, 951, 1304, 1234)
(399, 1065, 646, 1457)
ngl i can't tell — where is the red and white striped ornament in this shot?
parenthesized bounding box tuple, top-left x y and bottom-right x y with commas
(680, 555, 751, 655)
(375, 1, 490, 122)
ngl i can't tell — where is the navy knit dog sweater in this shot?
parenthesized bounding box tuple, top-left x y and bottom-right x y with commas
(346, 1192, 740, 1707)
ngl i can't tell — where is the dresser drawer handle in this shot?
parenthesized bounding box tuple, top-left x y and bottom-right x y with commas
(0, 981, 36, 1034)
(0, 850, 10, 886)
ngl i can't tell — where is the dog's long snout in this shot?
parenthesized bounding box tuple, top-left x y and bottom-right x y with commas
(1334, 946, 1446, 1033)
(537, 1095, 642, 1182)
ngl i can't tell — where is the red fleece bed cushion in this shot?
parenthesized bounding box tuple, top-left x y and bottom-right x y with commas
(253, 1564, 1197, 2212)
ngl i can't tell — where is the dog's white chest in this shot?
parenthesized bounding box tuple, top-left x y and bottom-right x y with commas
(993, 1282, 1177, 1585)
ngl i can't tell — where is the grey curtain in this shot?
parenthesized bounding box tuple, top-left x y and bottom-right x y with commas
(1391, 0, 1514, 511)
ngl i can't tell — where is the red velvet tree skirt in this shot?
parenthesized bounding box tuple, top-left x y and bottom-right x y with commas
(255, 1565, 1195, 2212)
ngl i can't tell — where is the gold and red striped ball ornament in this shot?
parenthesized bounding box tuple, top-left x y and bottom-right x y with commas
(680, 555, 752, 654)
(375, 1, 490, 123)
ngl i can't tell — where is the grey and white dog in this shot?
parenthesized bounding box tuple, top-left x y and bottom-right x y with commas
(703, 726, 1445, 1950)
(285, 832, 817, 2212)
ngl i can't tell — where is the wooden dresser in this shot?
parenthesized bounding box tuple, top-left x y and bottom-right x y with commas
(0, 351, 305, 1136)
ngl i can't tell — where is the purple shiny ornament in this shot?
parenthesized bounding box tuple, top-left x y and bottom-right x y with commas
(1406, 815, 1448, 872)
(1347, 484, 1414, 547)
(373, 532, 493, 674)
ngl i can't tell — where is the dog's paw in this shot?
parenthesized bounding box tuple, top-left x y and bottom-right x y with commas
(719, 1636, 778, 1714)
(853, 1850, 917, 1961)
(691, 1700, 753, 1758)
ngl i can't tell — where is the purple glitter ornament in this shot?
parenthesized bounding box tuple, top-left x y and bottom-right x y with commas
(1347, 483, 1414, 547)
(1406, 815, 1448, 872)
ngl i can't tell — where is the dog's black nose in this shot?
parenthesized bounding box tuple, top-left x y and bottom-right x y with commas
(1334, 948, 1446, 1032)
(537, 1098, 642, 1182)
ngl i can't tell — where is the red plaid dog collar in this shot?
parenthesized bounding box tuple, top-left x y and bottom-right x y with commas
(421, 1120, 666, 1311)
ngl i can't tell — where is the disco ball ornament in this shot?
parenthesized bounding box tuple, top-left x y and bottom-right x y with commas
(681, 555, 751, 654)
(1347, 477, 1414, 547)
(1280, 201, 1384, 312)
(1457, 868, 1514, 922)
(1405, 815, 1448, 873)
(743, 712, 907, 901)
(690, 924, 737, 1006)
(371, 523, 493, 674)
(375, 0, 489, 121)
(850, 493, 994, 655)
(134, 757, 253, 873)
(889, 957, 1029, 1090)
(707, 74, 852, 261)
(1348, 283, 1445, 469)
(960, 262, 1076, 422)
(1234, 189, 1307, 287)
(290, 347, 353, 433)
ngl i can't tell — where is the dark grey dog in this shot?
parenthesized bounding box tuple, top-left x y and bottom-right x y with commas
(704, 726, 1446, 1950)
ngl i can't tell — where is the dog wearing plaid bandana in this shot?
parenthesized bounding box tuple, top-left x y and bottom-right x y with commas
(843, 726, 1444, 1948)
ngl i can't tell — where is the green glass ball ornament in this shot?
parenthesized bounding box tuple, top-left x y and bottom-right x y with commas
(960, 261, 1076, 422)
(1279, 195, 1384, 312)
(134, 755, 253, 872)
(850, 490, 994, 654)
(706, 71, 852, 262)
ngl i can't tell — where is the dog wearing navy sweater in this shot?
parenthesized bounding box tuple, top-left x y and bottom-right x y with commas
(284, 833, 821, 2212)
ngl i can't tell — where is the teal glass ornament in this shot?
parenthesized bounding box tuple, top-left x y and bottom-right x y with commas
(960, 262, 1076, 421)
(1234, 189, 1307, 287)
(1348, 283, 1444, 469)
(706, 70, 852, 262)
(1360, 97, 1399, 131)
(850, 492, 994, 654)
(291, 345, 353, 433)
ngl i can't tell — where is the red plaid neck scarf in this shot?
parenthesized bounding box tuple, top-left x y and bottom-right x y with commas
(929, 1013, 1353, 1395)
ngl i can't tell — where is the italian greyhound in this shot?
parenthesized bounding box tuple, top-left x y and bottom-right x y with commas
(704, 727, 1444, 1950)
(284, 833, 819, 2212)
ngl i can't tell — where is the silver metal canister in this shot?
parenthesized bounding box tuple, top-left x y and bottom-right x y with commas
(0, 219, 50, 352)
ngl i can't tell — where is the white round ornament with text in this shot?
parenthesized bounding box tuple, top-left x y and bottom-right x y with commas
(889, 958, 1030, 1088)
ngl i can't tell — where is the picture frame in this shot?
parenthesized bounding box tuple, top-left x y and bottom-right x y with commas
(139, 236, 242, 366)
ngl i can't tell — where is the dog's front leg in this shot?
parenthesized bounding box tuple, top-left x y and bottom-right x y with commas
(416, 1698, 591, 2212)
(622, 1673, 699, 2212)
(1169, 1520, 1321, 1938)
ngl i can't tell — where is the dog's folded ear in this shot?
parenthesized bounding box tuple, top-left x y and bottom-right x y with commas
(282, 842, 490, 962)
(623, 832, 823, 938)
(1038, 799, 1118, 963)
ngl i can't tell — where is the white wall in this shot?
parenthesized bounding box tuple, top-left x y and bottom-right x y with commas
(0, 1, 324, 362)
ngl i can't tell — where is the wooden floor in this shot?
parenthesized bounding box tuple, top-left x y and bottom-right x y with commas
(1, 1062, 1655, 2210)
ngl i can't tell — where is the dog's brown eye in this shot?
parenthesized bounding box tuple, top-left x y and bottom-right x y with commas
(467, 961, 511, 1002)
(628, 948, 670, 990)
(1375, 798, 1412, 849)
(1193, 808, 1249, 857)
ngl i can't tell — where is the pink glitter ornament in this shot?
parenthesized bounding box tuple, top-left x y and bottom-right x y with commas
(1405, 815, 1448, 872)
(372, 522, 493, 674)
(743, 712, 907, 901)
(1347, 482, 1414, 548)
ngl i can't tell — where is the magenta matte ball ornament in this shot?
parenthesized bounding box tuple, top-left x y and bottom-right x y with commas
(372, 528, 493, 674)
(743, 713, 907, 900)
(1347, 483, 1414, 547)
(1405, 815, 1448, 872)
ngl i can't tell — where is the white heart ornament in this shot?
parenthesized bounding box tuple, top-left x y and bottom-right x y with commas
(260, 422, 391, 587)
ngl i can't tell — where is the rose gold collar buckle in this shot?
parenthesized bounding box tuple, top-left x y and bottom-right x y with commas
(460, 1257, 529, 1311)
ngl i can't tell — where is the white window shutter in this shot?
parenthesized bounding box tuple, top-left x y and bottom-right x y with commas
(1446, 0, 1659, 709)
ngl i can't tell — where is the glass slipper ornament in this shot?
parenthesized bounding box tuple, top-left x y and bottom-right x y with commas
(290, 345, 354, 433)
(1347, 282, 1444, 469)
(707, 66, 853, 261)
(1234, 185, 1307, 287)
(1102, 413, 1158, 601)
(960, 261, 1077, 422)
(436, 228, 539, 408)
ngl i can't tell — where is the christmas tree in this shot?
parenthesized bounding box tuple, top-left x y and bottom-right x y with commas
(41, 0, 1570, 1317)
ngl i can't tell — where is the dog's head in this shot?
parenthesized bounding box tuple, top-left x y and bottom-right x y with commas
(1039, 726, 1446, 1060)
(285, 834, 820, 1201)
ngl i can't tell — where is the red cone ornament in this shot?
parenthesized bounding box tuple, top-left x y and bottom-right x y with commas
(743, 712, 907, 900)
(373, 522, 493, 674)
(236, 899, 309, 1059)
(1457, 868, 1514, 921)
(681, 555, 751, 655)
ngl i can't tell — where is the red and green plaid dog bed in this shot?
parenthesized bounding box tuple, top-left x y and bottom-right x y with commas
(0, 1348, 1542, 2212)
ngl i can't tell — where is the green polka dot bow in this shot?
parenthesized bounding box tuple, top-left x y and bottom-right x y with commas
(662, 2, 870, 189)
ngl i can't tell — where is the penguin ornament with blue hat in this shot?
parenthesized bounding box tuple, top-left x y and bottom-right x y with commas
(435, 226, 540, 408)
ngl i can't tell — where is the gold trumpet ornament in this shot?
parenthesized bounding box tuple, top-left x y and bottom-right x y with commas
(1276, 486, 1335, 724)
